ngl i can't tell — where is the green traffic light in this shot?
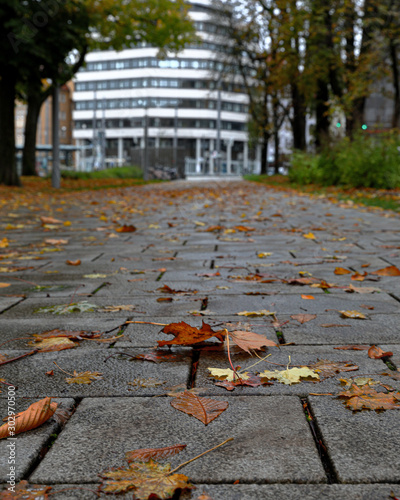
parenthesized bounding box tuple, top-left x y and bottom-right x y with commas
(362, 124, 368, 130)
(336, 122, 341, 128)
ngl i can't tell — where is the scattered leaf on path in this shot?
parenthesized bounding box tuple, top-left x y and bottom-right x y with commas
(371, 266, 400, 276)
(227, 330, 277, 353)
(0, 397, 57, 440)
(170, 390, 228, 425)
(368, 345, 393, 359)
(0, 481, 52, 499)
(65, 371, 102, 384)
(32, 337, 77, 352)
(291, 314, 317, 324)
(236, 310, 276, 317)
(259, 367, 319, 385)
(340, 310, 367, 319)
(115, 225, 137, 233)
(309, 360, 359, 378)
(100, 459, 193, 498)
(158, 321, 225, 347)
(66, 259, 81, 266)
(334, 267, 351, 275)
(301, 294, 315, 300)
(208, 368, 251, 382)
(125, 444, 186, 463)
(338, 384, 400, 412)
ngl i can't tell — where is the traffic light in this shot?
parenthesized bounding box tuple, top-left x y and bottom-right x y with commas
(361, 124, 368, 130)
(336, 122, 341, 128)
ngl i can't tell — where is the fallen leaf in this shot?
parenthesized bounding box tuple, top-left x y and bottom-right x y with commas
(368, 345, 393, 359)
(334, 345, 370, 350)
(101, 305, 136, 312)
(84, 273, 108, 279)
(303, 232, 316, 240)
(338, 384, 400, 412)
(334, 267, 351, 275)
(65, 371, 102, 384)
(301, 294, 315, 300)
(309, 360, 359, 378)
(0, 237, 9, 248)
(31, 337, 77, 352)
(157, 297, 173, 302)
(125, 444, 186, 463)
(0, 283, 11, 288)
(44, 238, 68, 245)
(196, 271, 220, 277)
(234, 225, 255, 232)
(371, 265, 400, 276)
(170, 390, 228, 425)
(40, 216, 63, 224)
(214, 374, 266, 391)
(257, 252, 272, 258)
(131, 352, 184, 363)
(116, 224, 137, 233)
(128, 378, 166, 388)
(31, 329, 101, 341)
(100, 459, 193, 498)
(0, 481, 52, 499)
(340, 310, 367, 319)
(236, 309, 276, 317)
(0, 397, 57, 439)
(158, 321, 225, 347)
(227, 330, 277, 353)
(351, 272, 367, 281)
(157, 284, 196, 294)
(34, 301, 98, 315)
(259, 367, 319, 385)
(207, 368, 251, 382)
(291, 314, 317, 324)
(66, 259, 81, 266)
(45, 370, 54, 376)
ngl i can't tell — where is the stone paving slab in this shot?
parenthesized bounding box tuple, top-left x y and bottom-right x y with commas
(194, 345, 389, 396)
(0, 348, 191, 398)
(308, 395, 400, 483)
(0, 297, 24, 314)
(30, 396, 326, 484)
(1, 483, 399, 499)
(0, 398, 75, 482)
(0, 318, 125, 349)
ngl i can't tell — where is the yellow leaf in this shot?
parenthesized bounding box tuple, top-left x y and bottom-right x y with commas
(31, 337, 77, 352)
(207, 368, 250, 382)
(0, 237, 9, 248)
(257, 252, 272, 258)
(194, 221, 205, 226)
(66, 371, 102, 384)
(148, 224, 160, 229)
(63, 221, 72, 226)
(0, 283, 11, 288)
(340, 310, 367, 319)
(303, 232, 316, 240)
(236, 309, 276, 317)
(259, 367, 320, 385)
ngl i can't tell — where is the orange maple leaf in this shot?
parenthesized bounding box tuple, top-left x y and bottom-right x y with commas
(158, 321, 225, 347)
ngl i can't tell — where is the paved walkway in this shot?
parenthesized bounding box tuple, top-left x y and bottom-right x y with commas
(0, 180, 399, 499)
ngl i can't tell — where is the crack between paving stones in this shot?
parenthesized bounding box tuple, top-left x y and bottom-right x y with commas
(210, 260, 215, 270)
(107, 318, 132, 348)
(156, 271, 165, 281)
(301, 397, 338, 484)
(0, 296, 26, 315)
(25, 398, 82, 481)
(188, 350, 200, 389)
(91, 282, 111, 295)
(90, 253, 104, 262)
(388, 292, 400, 305)
(214, 244, 218, 252)
(182, 240, 187, 246)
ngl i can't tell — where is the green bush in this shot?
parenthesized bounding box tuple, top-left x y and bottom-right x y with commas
(289, 151, 322, 185)
(60, 165, 143, 180)
(289, 132, 400, 189)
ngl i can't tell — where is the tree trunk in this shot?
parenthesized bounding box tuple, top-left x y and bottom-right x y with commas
(291, 83, 306, 150)
(273, 129, 280, 174)
(390, 40, 400, 129)
(0, 71, 20, 186)
(23, 91, 43, 176)
(315, 79, 330, 149)
(260, 136, 268, 175)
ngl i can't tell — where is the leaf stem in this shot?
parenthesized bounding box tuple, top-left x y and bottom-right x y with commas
(53, 362, 74, 376)
(240, 353, 271, 372)
(225, 332, 241, 380)
(169, 438, 234, 474)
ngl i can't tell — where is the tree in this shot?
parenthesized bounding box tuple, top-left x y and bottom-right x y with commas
(0, 0, 195, 185)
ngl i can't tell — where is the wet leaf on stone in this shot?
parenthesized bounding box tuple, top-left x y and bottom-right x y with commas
(0, 480, 52, 499)
(0, 398, 57, 440)
(371, 265, 400, 276)
(291, 314, 317, 324)
(65, 371, 102, 384)
(100, 459, 193, 498)
(170, 390, 228, 425)
(125, 444, 186, 463)
(339, 310, 367, 319)
(338, 384, 400, 412)
(34, 301, 98, 315)
(31, 337, 77, 352)
(309, 359, 359, 378)
(368, 345, 393, 359)
(259, 367, 319, 385)
(227, 330, 277, 353)
(236, 309, 276, 317)
(158, 321, 225, 347)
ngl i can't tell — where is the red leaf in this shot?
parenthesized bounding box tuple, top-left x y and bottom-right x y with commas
(368, 345, 393, 359)
(170, 391, 228, 425)
(158, 321, 225, 347)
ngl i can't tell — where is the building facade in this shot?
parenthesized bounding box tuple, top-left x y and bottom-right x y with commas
(72, 0, 256, 176)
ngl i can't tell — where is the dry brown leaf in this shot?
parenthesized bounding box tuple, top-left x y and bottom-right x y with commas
(0, 398, 57, 439)
(351, 272, 367, 281)
(65, 371, 102, 384)
(310, 359, 359, 378)
(31, 329, 101, 341)
(157, 297, 173, 302)
(301, 294, 315, 300)
(158, 321, 225, 347)
(66, 259, 81, 266)
(40, 216, 63, 224)
(227, 330, 277, 353)
(0, 481, 52, 499)
(170, 390, 228, 425)
(100, 459, 193, 498)
(291, 314, 317, 324)
(115, 224, 137, 233)
(338, 384, 400, 412)
(44, 238, 68, 245)
(125, 444, 186, 463)
(340, 310, 367, 319)
(234, 225, 255, 232)
(368, 345, 393, 359)
(371, 265, 400, 276)
(32, 337, 77, 352)
(334, 267, 351, 275)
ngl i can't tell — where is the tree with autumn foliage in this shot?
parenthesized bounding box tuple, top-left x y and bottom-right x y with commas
(0, 0, 195, 185)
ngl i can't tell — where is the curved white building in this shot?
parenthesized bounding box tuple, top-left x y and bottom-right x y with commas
(72, 0, 254, 176)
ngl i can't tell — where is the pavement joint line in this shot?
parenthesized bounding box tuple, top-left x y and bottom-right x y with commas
(301, 397, 338, 485)
(90, 253, 104, 262)
(388, 292, 400, 305)
(156, 271, 166, 281)
(188, 350, 201, 389)
(91, 282, 111, 296)
(0, 297, 25, 315)
(106, 318, 132, 349)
